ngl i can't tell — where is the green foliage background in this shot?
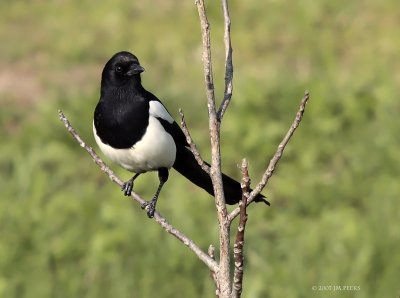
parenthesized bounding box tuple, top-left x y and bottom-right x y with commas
(1, 0, 399, 297)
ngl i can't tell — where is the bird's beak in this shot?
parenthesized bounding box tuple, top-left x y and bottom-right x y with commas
(127, 64, 145, 75)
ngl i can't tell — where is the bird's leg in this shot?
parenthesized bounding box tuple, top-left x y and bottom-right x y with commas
(122, 173, 141, 196)
(141, 168, 169, 218)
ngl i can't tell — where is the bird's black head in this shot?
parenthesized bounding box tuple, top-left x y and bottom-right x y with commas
(101, 51, 145, 88)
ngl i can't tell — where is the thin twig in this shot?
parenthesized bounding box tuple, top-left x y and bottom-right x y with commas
(217, 0, 233, 121)
(231, 159, 249, 297)
(208, 245, 220, 297)
(58, 110, 218, 273)
(228, 91, 310, 221)
(179, 108, 210, 174)
(195, 0, 216, 110)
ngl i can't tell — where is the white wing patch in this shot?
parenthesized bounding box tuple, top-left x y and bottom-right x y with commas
(149, 100, 174, 123)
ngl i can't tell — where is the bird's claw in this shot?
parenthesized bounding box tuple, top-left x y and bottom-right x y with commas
(121, 180, 134, 196)
(141, 199, 157, 218)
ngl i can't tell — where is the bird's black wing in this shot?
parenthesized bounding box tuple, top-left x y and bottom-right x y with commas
(156, 118, 188, 148)
(148, 93, 270, 206)
(143, 90, 188, 147)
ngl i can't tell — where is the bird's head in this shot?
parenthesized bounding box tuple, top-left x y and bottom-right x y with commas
(101, 51, 145, 88)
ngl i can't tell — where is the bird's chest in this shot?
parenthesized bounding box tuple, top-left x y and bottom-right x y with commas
(93, 115, 176, 173)
(94, 97, 149, 149)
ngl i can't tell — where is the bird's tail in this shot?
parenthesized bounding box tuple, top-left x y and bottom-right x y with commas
(172, 147, 270, 205)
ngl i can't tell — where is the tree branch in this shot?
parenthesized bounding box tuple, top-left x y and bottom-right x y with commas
(195, 0, 226, 209)
(217, 0, 233, 121)
(195, 0, 231, 296)
(58, 110, 219, 273)
(228, 91, 310, 222)
(179, 108, 210, 174)
(208, 245, 220, 296)
(231, 159, 250, 297)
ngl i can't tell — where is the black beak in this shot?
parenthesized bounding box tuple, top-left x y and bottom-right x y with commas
(127, 64, 145, 75)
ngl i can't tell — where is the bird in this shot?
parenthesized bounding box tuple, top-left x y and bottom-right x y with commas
(93, 51, 269, 218)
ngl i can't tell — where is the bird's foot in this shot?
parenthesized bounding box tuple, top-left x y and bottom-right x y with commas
(121, 180, 134, 196)
(141, 198, 157, 218)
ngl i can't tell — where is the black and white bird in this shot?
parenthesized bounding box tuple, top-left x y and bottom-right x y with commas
(93, 51, 269, 217)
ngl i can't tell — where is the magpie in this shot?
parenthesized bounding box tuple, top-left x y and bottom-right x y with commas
(93, 51, 269, 218)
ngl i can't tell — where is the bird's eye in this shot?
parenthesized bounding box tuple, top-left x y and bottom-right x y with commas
(115, 66, 123, 73)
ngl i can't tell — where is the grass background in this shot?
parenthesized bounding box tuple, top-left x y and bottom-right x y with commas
(1, 0, 400, 297)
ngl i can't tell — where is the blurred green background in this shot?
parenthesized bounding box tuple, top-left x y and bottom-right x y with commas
(1, 0, 399, 297)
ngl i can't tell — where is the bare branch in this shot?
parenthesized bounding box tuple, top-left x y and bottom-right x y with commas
(195, 0, 216, 111)
(217, 0, 233, 121)
(195, 0, 231, 295)
(228, 91, 310, 221)
(58, 110, 218, 273)
(231, 159, 249, 297)
(195, 0, 225, 205)
(208, 245, 220, 296)
(179, 108, 210, 174)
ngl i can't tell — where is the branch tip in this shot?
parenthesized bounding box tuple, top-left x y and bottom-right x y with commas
(229, 91, 310, 221)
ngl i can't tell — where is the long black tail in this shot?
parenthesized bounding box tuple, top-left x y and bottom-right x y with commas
(173, 146, 270, 205)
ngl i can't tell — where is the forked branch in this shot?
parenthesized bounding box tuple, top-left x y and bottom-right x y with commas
(195, 0, 231, 296)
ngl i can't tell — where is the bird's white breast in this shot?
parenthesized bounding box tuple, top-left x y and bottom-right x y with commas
(93, 101, 176, 173)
